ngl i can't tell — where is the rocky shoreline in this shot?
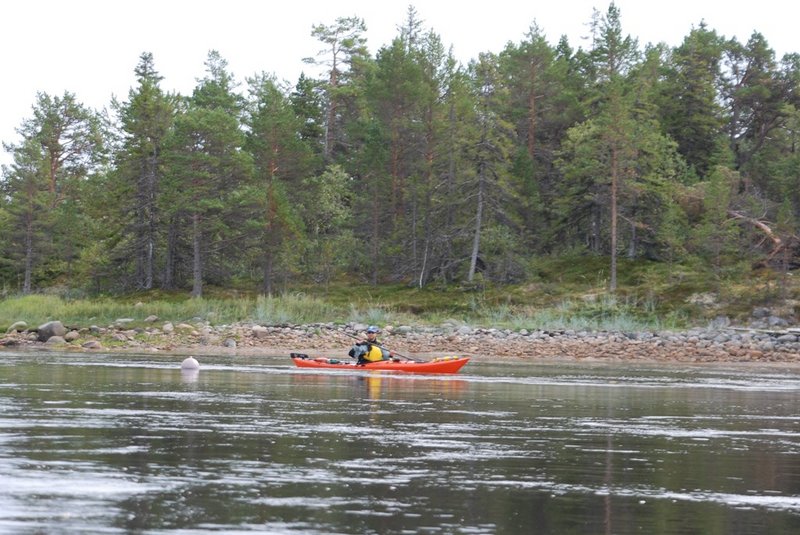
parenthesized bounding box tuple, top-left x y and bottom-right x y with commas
(2, 318, 800, 365)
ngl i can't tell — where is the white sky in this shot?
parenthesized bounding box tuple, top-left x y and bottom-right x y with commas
(2, 0, 798, 166)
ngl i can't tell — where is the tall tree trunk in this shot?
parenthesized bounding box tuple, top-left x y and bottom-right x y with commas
(610, 146, 618, 292)
(370, 175, 380, 286)
(729, 96, 745, 171)
(390, 121, 403, 225)
(162, 216, 178, 290)
(418, 169, 433, 289)
(134, 217, 145, 289)
(468, 165, 485, 283)
(627, 205, 637, 259)
(135, 154, 157, 290)
(23, 215, 34, 294)
(191, 213, 202, 298)
(442, 100, 457, 283)
(324, 58, 338, 161)
(527, 60, 537, 161)
(48, 157, 59, 197)
(418, 240, 429, 289)
(411, 186, 418, 270)
(261, 164, 278, 296)
(262, 250, 273, 296)
(144, 153, 157, 289)
(780, 242, 790, 299)
(145, 238, 154, 289)
(590, 204, 601, 253)
(418, 105, 435, 288)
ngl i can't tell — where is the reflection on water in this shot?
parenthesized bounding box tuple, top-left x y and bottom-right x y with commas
(180, 368, 200, 384)
(0, 352, 798, 534)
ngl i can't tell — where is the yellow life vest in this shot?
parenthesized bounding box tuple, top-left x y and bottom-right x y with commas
(363, 344, 385, 362)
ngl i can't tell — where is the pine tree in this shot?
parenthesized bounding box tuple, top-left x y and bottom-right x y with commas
(658, 23, 725, 179)
(162, 51, 251, 297)
(557, 4, 691, 289)
(1, 92, 104, 293)
(304, 16, 369, 162)
(721, 33, 798, 175)
(1, 138, 50, 293)
(589, 3, 640, 291)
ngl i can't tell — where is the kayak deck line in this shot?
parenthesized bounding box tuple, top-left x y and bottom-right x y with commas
(290, 353, 469, 374)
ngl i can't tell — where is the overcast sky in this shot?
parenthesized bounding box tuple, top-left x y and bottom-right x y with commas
(2, 0, 797, 166)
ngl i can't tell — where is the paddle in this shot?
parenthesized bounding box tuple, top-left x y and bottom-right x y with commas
(342, 331, 426, 362)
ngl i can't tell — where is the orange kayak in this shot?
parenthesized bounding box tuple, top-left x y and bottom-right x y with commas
(290, 353, 469, 374)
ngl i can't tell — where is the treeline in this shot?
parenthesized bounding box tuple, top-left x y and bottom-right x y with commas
(1, 4, 799, 297)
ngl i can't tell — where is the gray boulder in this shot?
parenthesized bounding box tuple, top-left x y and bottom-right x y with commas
(252, 325, 269, 339)
(751, 307, 771, 319)
(6, 321, 27, 333)
(37, 321, 67, 342)
(767, 316, 789, 327)
(64, 331, 81, 342)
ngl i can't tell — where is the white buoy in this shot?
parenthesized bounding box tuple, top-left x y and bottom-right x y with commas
(181, 356, 200, 370)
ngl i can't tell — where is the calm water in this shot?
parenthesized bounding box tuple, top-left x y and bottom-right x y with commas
(1, 351, 799, 534)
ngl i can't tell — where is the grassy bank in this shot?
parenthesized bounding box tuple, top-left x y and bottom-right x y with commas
(0, 291, 678, 334)
(0, 294, 342, 331)
(1, 256, 795, 333)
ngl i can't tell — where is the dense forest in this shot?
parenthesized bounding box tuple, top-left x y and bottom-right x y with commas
(1, 3, 798, 302)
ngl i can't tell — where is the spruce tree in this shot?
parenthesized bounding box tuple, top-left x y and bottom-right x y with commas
(111, 52, 178, 290)
(243, 74, 316, 295)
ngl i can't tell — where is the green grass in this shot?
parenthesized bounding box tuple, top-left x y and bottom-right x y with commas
(1, 255, 795, 333)
(0, 291, 680, 333)
(0, 294, 240, 330)
(0, 292, 423, 332)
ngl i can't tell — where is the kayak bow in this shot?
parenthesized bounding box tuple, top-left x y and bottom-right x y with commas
(290, 353, 469, 374)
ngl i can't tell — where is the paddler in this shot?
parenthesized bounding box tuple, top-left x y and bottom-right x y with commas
(348, 325, 392, 365)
